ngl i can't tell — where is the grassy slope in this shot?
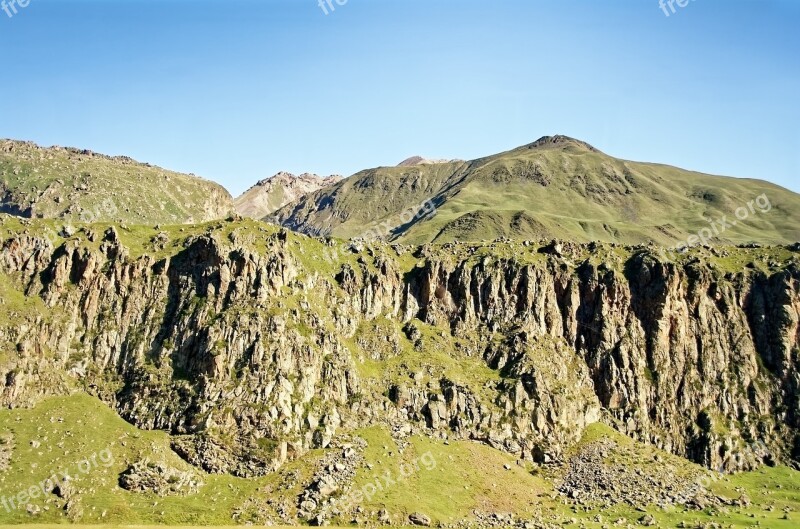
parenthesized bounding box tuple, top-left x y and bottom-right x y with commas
(0, 396, 798, 528)
(410, 149, 800, 245)
(0, 140, 233, 225)
(0, 394, 327, 526)
(345, 426, 546, 524)
(274, 161, 464, 238)
(273, 137, 800, 246)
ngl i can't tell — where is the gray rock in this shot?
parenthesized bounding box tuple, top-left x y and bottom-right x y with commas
(409, 512, 432, 526)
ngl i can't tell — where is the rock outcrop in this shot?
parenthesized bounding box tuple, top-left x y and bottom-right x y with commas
(119, 459, 204, 495)
(0, 432, 13, 471)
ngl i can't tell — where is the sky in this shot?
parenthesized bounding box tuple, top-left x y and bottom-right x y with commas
(0, 0, 798, 196)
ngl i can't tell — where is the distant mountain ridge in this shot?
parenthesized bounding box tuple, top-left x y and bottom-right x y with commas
(234, 171, 342, 219)
(272, 135, 800, 246)
(4, 135, 799, 248)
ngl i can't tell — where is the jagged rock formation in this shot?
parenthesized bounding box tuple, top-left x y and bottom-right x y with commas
(119, 459, 204, 495)
(235, 172, 341, 219)
(0, 218, 798, 480)
(0, 140, 234, 224)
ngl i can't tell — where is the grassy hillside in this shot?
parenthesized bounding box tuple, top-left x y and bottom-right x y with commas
(0, 395, 798, 527)
(0, 140, 234, 225)
(273, 135, 800, 246)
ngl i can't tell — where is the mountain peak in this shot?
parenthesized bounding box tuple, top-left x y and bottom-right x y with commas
(236, 172, 341, 219)
(273, 135, 800, 247)
(525, 135, 599, 153)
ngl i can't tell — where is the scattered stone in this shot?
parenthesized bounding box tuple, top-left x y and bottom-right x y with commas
(297, 436, 366, 522)
(409, 512, 432, 526)
(557, 440, 718, 509)
(151, 231, 170, 251)
(0, 433, 14, 471)
(638, 514, 656, 526)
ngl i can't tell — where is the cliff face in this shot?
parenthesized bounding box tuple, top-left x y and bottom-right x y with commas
(0, 219, 798, 476)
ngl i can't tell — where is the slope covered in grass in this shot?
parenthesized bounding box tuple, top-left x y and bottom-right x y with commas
(0, 140, 233, 225)
(273, 135, 800, 246)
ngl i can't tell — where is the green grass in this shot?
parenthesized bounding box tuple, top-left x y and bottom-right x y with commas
(341, 426, 545, 525)
(0, 394, 322, 526)
(0, 527, 306, 529)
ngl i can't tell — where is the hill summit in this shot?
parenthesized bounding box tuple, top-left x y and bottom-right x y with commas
(522, 134, 600, 152)
(0, 139, 234, 224)
(397, 156, 458, 167)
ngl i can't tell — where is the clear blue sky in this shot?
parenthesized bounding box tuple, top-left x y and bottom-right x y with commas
(1, 0, 798, 196)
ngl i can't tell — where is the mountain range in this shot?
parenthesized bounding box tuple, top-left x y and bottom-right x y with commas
(3, 135, 799, 248)
(1, 135, 799, 528)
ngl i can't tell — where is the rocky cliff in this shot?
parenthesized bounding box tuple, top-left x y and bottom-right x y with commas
(0, 217, 798, 479)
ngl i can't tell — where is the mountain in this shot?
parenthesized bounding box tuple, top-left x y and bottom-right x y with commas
(273, 135, 800, 246)
(234, 171, 341, 219)
(1, 137, 799, 527)
(0, 216, 799, 526)
(0, 139, 234, 224)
